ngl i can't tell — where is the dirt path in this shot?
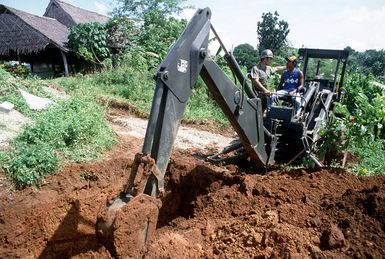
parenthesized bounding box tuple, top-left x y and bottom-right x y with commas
(109, 114, 235, 150)
(0, 112, 384, 258)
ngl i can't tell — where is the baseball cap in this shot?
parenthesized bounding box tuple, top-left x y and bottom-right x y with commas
(286, 56, 297, 62)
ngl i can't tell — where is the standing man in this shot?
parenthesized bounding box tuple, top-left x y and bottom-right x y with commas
(249, 49, 285, 111)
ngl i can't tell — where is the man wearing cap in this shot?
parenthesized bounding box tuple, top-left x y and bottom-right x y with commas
(276, 56, 304, 95)
(250, 49, 285, 96)
(249, 49, 285, 111)
(272, 55, 304, 109)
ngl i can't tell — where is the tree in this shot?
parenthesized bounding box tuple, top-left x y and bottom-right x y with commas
(233, 43, 259, 70)
(138, 10, 187, 59)
(111, 0, 187, 62)
(360, 49, 385, 77)
(68, 22, 110, 64)
(106, 17, 140, 51)
(345, 46, 385, 77)
(112, 0, 186, 19)
(257, 11, 289, 56)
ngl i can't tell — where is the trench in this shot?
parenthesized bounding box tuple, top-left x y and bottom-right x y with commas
(157, 162, 240, 228)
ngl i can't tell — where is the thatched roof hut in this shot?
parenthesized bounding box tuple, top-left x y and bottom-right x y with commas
(0, 1, 110, 77)
(44, 0, 109, 28)
(0, 5, 69, 56)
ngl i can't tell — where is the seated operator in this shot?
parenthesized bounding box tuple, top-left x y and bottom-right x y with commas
(273, 56, 304, 108)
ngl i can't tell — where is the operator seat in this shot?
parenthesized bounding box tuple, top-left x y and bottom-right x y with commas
(268, 82, 318, 122)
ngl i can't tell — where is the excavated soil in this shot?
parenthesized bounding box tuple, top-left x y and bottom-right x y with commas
(1, 115, 385, 258)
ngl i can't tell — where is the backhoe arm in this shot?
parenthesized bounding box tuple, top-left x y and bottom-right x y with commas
(127, 7, 268, 197)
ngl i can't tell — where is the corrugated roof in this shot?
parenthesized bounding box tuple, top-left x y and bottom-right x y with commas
(0, 5, 69, 54)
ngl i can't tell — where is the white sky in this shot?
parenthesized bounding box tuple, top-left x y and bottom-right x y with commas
(184, 0, 385, 51)
(2, 0, 384, 51)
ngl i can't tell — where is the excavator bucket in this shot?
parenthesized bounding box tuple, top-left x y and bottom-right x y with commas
(95, 154, 162, 257)
(96, 193, 161, 258)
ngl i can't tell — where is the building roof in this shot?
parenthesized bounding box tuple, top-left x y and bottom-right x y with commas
(0, 1, 109, 57)
(0, 5, 69, 55)
(44, 0, 109, 27)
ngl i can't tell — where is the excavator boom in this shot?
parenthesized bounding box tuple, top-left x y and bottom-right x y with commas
(135, 7, 269, 194)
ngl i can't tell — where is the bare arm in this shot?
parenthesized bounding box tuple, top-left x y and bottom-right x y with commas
(298, 71, 304, 91)
(273, 65, 286, 72)
(251, 77, 272, 96)
(277, 74, 284, 91)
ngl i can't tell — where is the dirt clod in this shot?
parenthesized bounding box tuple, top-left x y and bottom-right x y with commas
(321, 224, 345, 250)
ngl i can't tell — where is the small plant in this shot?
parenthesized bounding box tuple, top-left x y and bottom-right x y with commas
(4, 145, 59, 189)
(2, 93, 116, 188)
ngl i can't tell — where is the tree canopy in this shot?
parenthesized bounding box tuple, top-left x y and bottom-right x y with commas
(257, 11, 289, 56)
(345, 46, 385, 77)
(233, 43, 259, 70)
(112, 0, 186, 19)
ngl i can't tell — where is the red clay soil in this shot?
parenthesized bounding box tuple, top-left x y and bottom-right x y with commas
(0, 136, 385, 258)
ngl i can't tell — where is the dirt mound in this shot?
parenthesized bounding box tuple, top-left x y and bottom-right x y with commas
(144, 154, 385, 258)
(0, 137, 141, 258)
(1, 137, 384, 258)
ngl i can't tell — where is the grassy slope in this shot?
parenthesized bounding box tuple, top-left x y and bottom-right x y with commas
(0, 69, 116, 188)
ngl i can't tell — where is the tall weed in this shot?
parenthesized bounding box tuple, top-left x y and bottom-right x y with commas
(3, 94, 116, 188)
(321, 73, 385, 174)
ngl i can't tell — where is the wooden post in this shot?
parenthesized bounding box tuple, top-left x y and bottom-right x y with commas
(61, 50, 69, 77)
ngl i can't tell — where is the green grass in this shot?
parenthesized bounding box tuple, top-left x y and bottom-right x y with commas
(52, 52, 229, 125)
(0, 69, 116, 188)
(349, 141, 385, 176)
(0, 69, 59, 118)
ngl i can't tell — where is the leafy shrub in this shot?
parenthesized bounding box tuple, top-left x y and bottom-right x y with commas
(68, 22, 110, 64)
(138, 10, 187, 60)
(15, 95, 115, 160)
(5, 145, 59, 189)
(320, 73, 385, 174)
(0, 61, 30, 78)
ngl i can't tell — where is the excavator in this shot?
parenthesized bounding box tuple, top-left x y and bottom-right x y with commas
(96, 7, 349, 257)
